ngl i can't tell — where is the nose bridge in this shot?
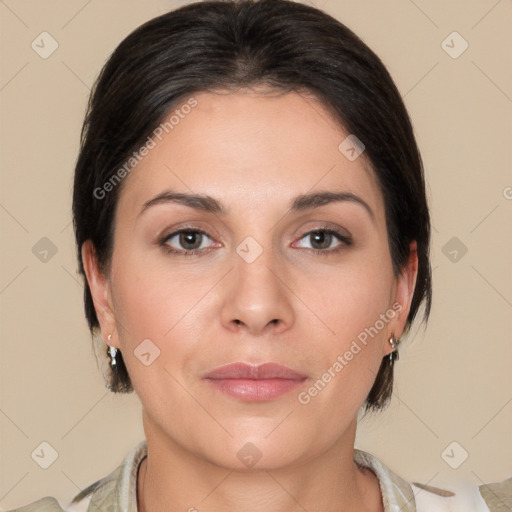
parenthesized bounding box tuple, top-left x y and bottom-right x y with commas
(220, 235, 294, 334)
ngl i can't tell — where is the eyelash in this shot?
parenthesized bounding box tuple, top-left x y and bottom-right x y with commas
(159, 227, 352, 257)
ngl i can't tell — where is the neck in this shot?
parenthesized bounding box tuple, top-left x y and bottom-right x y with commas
(137, 414, 383, 512)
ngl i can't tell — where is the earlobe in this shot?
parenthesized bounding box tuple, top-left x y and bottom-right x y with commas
(81, 240, 116, 343)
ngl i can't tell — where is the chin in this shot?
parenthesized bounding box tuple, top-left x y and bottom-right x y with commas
(190, 427, 316, 473)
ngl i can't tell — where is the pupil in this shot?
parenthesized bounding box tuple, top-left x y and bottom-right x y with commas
(180, 232, 201, 250)
(312, 231, 330, 249)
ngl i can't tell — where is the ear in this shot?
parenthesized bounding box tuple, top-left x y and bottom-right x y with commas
(383, 240, 418, 357)
(81, 240, 117, 347)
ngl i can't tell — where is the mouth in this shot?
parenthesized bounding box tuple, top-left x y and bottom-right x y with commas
(202, 362, 308, 402)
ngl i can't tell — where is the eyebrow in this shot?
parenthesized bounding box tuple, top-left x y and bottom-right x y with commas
(140, 191, 223, 216)
(139, 190, 375, 222)
(291, 190, 375, 222)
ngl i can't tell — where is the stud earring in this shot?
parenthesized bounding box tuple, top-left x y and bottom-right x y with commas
(106, 334, 117, 368)
(388, 335, 400, 367)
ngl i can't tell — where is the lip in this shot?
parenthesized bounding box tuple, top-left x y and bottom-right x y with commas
(204, 362, 307, 380)
(203, 362, 308, 401)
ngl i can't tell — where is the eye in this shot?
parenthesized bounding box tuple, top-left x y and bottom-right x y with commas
(160, 229, 216, 255)
(294, 228, 352, 254)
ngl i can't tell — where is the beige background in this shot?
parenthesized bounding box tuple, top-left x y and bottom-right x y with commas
(1, 0, 511, 508)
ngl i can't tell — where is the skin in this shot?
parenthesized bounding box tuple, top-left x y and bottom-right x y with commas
(83, 88, 418, 512)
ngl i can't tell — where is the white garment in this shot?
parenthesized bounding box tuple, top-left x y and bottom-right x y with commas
(413, 480, 490, 511)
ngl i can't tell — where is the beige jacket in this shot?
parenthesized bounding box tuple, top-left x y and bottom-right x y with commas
(6, 440, 508, 511)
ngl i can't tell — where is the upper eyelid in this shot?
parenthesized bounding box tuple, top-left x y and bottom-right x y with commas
(160, 225, 218, 241)
(292, 228, 351, 247)
(162, 228, 216, 244)
(293, 226, 353, 247)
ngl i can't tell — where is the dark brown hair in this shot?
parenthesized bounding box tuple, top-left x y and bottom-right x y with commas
(72, 0, 432, 411)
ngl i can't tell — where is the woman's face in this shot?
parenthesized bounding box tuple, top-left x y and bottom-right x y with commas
(84, 89, 417, 469)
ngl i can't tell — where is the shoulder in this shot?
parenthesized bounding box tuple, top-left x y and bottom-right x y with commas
(3, 440, 148, 512)
(412, 480, 492, 511)
(354, 448, 416, 510)
(354, 448, 507, 511)
(2, 496, 66, 512)
(412, 473, 512, 511)
(68, 439, 147, 510)
(478, 475, 512, 510)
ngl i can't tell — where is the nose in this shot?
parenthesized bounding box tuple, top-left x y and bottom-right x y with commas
(220, 244, 295, 336)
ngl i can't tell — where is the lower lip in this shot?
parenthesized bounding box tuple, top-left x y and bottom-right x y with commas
(205, 378, 306, 401)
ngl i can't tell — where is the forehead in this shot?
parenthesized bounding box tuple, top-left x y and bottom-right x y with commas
(117, 89, 384, 220)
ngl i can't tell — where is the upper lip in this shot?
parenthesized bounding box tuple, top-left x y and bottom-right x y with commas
(203, 362, 307, 380)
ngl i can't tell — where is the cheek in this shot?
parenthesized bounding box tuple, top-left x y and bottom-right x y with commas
(294, 266, 393, 427)
(110, 247, 212, 338)
(304, 248, 395, 341)
(108, 255, 205, 413)
(296, 246, 394, 396)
